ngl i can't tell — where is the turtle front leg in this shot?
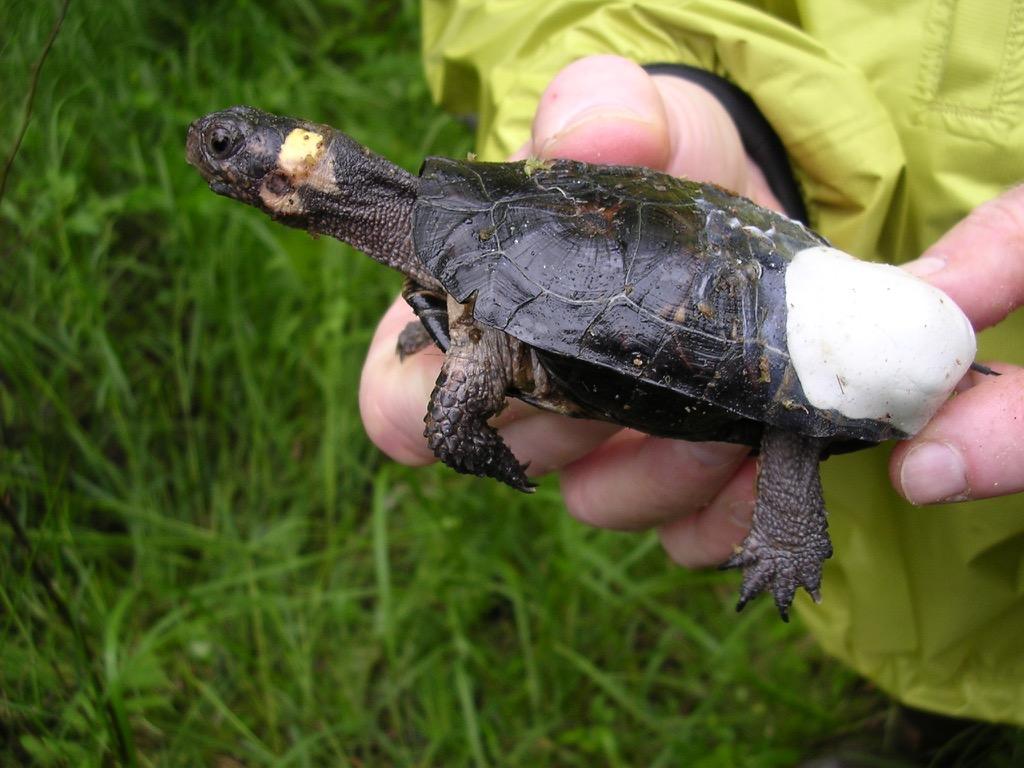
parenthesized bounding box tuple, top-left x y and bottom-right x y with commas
(423, 305, 532, 492)
(397, 278, 450, 360)
(396, 321, 434, 360)
(722, 428, 832, 621)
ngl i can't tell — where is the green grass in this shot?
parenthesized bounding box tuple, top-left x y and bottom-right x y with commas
(1, 1, 1021, 766)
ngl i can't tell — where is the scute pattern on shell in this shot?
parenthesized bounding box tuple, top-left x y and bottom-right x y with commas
(413, 158, 902, 444)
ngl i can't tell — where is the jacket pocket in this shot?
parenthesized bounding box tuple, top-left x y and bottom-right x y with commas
(915, 0, 1024, 139)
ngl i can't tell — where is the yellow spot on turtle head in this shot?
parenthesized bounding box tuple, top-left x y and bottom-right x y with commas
(279, 128, 325, 174)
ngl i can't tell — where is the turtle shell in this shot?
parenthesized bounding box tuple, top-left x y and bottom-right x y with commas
(412, 157, 901, 445)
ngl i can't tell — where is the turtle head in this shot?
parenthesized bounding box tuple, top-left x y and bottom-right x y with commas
(187, 105, 331, 212)
(188, 106, 280, 202)
(188, 105, 429, 284)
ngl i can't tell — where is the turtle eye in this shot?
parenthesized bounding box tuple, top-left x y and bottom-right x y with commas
(206, 124, 241, 159)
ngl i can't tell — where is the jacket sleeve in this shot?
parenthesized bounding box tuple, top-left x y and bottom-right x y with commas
(421, 0, 905, 258)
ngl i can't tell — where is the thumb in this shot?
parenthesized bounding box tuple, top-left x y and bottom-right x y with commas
(516, 54, 779, 207)
(513, 54, 672, 169)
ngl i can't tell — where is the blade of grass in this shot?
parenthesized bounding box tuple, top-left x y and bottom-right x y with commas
(0, 0, 70, 203)
(448, 603, 489, 768)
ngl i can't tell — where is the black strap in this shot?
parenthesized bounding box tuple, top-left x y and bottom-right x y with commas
(643, 63, 808, 224)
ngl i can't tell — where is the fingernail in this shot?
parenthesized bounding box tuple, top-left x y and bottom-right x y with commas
(899, 441, 968, 504)
(683, 441, 744, 467)
(556, 104, 651, 134)
(539, 105, 654, 157)
(903, 255, 946, 277)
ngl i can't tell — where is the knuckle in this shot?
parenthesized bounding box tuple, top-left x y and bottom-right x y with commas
(560, 472, 601, 526)
(970, 186, 1024, 248)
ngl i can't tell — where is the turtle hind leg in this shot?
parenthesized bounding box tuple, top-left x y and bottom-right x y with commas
(722, 428, 832, 621)
(423, 325, 533, 492)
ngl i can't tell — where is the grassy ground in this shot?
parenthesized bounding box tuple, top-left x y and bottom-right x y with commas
(1, 1, 1021, 766)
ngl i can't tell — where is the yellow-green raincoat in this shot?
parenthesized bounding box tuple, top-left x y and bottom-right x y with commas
(421, 0, 1024, 725)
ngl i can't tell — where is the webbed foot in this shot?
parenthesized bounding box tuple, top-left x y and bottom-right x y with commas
(722, 428, 832, 621)
(722, 524, 832, 621)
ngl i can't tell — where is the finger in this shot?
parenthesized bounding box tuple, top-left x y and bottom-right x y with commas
(650, 75, 780, 208)
(528, 54, 672, 168)
(525, 54, 780, 209)
(359, 298, 441, 466)
(499, 413, 620, 477)
(903, 184, 1024, 330)
(560, 431, 749, 531)
(658, 460, 758, 568)
(890, 363, 1024, 504)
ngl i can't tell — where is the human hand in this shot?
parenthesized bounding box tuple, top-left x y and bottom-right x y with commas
(359, 54, 784, 567)
(892, 186, 1024, 505)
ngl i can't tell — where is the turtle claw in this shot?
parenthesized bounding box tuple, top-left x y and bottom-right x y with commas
(514, 462, 537, 494)
(722, 527, 831, 621)
(425, 410, 532, 492)
(723, 550, 789, 620)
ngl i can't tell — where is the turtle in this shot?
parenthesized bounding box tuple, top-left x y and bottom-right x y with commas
(186, 105, 977, 619)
